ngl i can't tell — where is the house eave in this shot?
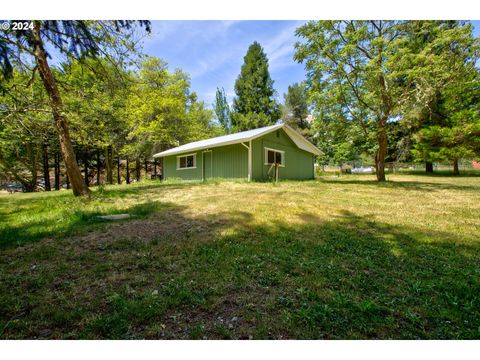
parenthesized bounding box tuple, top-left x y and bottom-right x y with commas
(152, 123, 323, 158)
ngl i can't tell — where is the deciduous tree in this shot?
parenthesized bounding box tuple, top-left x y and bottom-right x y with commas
(0, 20, 150, 196)
(214, 87, 231, 133)
(281, 82, 310, 130)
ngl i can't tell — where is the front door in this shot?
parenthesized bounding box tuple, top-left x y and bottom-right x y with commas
(203, 151, 212, 180)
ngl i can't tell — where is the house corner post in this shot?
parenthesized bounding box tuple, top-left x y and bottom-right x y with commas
(248, 140, 252, 181)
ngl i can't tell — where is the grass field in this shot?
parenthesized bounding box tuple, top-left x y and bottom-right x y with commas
(1, 173, 479, 339)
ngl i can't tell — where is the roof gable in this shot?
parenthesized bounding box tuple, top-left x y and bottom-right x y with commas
(152, 123, 322, 158)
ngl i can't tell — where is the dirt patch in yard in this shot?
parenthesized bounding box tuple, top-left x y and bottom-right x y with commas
(69, 211, 237, 250)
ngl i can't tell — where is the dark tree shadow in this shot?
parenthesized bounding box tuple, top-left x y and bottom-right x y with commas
(318, 178, 480, 192)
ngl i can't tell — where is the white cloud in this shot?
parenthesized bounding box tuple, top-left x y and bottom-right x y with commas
(263, 21, 305, 72)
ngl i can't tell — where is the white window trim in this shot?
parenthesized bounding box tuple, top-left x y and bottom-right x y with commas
(176, 153, 197, 170)
(264, 147, 285, 167)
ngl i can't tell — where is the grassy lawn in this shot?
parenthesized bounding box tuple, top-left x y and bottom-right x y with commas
(1, 174, 479, 339)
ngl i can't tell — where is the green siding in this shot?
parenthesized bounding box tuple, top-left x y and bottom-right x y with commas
(163, 151, 203, 180)
(163, 144, 248, 180)
(162, 128, 314, 181)
(251, 128, 314, 180)
(203, 151, 213, 180)
(210, 143, 248, 179)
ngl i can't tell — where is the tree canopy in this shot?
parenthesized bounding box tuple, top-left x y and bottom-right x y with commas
(231, 41, 280, 131)
(281, 82, 310, 131)
(294, 20, 479, 180)
(213, 87, 231, 133)
(0, 20, 151, 196)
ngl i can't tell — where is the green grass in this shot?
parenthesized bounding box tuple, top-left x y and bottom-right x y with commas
(0, 173, 479, 339)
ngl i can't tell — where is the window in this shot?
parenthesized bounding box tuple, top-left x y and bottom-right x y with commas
(264, 148, 285, 167)
(177, 154, 196, 170)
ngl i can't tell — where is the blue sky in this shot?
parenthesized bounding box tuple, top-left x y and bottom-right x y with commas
(142, 20, 480, 108)
(142, 21, 307, 107)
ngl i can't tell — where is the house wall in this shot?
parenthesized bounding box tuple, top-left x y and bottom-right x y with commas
(209, 143, 248, 179)
(162, 143, 248, 180)
(163, 151, 203, 180)
(162, 128, 315, 181)
(251, 128, 315, 180)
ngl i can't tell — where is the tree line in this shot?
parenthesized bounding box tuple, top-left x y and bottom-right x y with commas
(1, 21, 479, 197)
(0, 21, 221, 195)
(216, 21, 480, 181)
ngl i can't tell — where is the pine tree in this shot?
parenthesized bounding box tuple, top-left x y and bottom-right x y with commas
(412, 70, 480, 175)
(232, 42, 280, 131)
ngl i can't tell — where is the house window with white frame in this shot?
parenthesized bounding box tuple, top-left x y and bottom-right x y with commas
(264, 148, 285, 167)
(177, 154, 196, 169)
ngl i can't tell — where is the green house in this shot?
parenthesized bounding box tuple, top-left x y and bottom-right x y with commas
(152, 123, 322, 181)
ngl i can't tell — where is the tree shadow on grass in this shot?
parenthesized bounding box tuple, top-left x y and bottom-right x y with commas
(0, 199, 177, 249)
(0, 180, 202, 208)
(399, 169, 480, 178)
(318, 178, 480, 192)
(0, 180, 210, 249)
(1, 205, 479, 339)
(96, 181, 205, 199)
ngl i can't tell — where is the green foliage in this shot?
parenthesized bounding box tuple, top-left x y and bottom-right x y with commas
(412, 69, 480, 168)
(0, 70, 53, 190)
(60, 58, 132, 150)
(0, 21, 150, 82)
(232, 42, 280, 131)
(123, 57, 218, 159)
(294, 21, 413, 179)
(213, 87, 231, 133)
(294, 21, 478, 180)
(281, 82, 310, 130)
(230, 112, 273, 132)
(310, 87, 377, 167)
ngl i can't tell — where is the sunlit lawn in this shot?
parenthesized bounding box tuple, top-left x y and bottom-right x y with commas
(1, 173, 479, 339)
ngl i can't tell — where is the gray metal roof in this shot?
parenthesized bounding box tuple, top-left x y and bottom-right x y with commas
(152, 123, 322, 157)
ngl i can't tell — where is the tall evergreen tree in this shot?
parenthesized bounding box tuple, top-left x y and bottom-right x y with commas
(213, 87, 231, 133)
(232, 41, 280, 131)
(412, 69, 480, 175)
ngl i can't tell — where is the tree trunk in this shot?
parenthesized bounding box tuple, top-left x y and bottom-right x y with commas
(144, 159, 148, 177)
(54, 152, 60, 190)
(42, 142, 51, 191)
(66, 174, 70, 189)
(96, 148, 101, 186)
(375, 117, 388, 182)
(154, 158, 157, 176)
(126, 158, 130, 184)
(453, 159, 459, 175)
(32, 21, 90, 197)
(136, 158, 140, 181)
(20, 142, 39, 192)
(106, 146, 113, 184)
(83, 150, 89, 187)
(117, 157, 121, 184)
(425, 161, 434, 173)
